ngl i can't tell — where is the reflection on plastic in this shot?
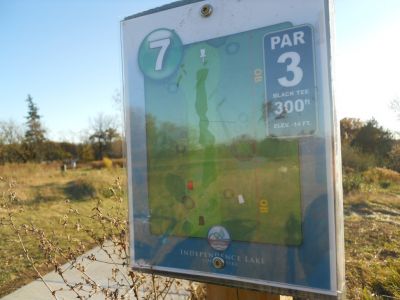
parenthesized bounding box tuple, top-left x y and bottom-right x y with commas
(132, 24, 331, 288)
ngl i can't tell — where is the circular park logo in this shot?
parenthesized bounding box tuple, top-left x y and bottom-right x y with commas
(207, 226, 231, 251)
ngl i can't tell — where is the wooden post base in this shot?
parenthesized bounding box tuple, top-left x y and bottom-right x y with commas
(206, 284, 281, 300)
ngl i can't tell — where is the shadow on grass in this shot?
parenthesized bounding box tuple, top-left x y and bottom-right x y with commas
(22, 179, 97, 206)
(345, 202, 373, 216)
(63, 179, 96, 201)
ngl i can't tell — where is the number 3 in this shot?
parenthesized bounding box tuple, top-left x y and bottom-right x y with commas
(149, 38, 171, 71)
(277, 51, 303, 87)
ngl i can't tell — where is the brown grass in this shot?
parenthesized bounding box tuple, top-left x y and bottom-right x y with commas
(363, 167, 400, 184)
(0, 163, 126, 297)
(1, 163, 399, 298)
(344, 192, 400, 299)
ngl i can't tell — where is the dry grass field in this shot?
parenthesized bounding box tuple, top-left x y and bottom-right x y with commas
(0, 163, 399, 299)
(0, 162, 126, 297)
(344, 169, 400, 299)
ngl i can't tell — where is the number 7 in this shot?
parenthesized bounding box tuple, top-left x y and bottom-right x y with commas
(149, 38, 171, 71)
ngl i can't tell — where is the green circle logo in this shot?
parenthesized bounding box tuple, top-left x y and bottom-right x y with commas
(138, 29, 183, 80)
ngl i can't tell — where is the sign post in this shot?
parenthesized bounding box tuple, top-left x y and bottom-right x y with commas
(122, 1, 344, 299)
(206, 284, 281, 300)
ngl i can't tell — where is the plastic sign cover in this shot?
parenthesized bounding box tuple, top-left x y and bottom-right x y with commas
(122, 0, 344, 298)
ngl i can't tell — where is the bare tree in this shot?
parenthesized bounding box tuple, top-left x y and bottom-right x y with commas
(89, 113, 120, 160)
(112, 89, 124, 138)
(390, 98, 400, 120)
(0, 120, 23, 145)
(389, 98, 400, 137)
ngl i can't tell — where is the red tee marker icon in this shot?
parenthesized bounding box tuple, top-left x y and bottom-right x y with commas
(187, 180, 194, 190)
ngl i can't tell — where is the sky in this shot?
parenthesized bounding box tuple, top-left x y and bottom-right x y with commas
(0, 0, 399, 141)
(334, 0, 400, 134)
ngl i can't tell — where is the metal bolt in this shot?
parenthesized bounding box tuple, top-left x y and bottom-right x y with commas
(200, 4, 213, 17)
(212, 257, 225, 269)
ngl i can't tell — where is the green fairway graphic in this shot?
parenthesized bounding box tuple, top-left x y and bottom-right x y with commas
(142, 23, 303, 246)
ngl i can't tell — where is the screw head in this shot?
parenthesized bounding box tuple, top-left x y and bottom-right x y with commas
(200, 4, 213, 17)
(212, 257, 225, 269)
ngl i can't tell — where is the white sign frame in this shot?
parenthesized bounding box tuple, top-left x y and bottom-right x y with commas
(121, 1, 344, 298)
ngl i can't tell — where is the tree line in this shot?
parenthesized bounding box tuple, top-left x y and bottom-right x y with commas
(1, 95, 399, 171)
(0, 95, 123, 164)
(340, 117, 399, 172)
